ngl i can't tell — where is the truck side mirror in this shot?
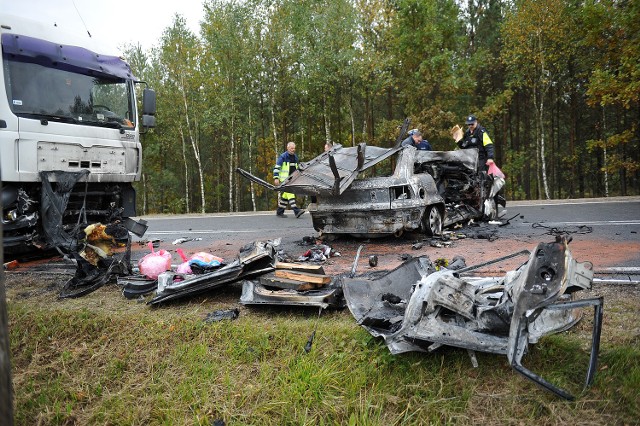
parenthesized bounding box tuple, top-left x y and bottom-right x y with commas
(142, 88, 156, 128)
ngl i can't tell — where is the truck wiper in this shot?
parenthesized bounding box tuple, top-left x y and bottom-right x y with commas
(98, 121, 124, 129)
(18, 112, 78, 124)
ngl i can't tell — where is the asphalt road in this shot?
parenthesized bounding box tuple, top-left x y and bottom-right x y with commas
(6, 197, 638, 272)
(137, 197, 640, 245)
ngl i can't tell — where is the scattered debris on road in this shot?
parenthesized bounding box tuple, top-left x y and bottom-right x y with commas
(148, 240, 277, 306)
(240, 261, 342, 309)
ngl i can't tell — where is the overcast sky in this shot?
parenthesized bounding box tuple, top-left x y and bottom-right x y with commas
(2, 0, 204, 52)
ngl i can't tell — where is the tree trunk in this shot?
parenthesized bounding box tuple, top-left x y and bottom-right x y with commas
(271, 94, 278, 153)
(569, 84, 577, 198)
(179, 125, 190, 213)
(602, 105, 609, 197)
(535, 34, 551, 200)
(323, 92, 332, 145)
(179, 74, 205, 213)
(349, 90, 356, 147)
(539, 95, 551, 200)
(229, 112, 235, 212)
(248, 105, 257, 211)
(142, 173, 147, 216)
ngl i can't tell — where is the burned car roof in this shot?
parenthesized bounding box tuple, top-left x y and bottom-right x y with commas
(413, 149, 479, 172)
(237, 143, 403, 197)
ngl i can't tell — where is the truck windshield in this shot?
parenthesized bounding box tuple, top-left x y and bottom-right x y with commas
(4, 58, 135, 128)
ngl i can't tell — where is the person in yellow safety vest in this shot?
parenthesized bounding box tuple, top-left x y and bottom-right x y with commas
(458, 114, 495, 172)
(273, 142, 306, 218)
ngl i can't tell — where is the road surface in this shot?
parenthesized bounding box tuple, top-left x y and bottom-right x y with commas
(129, 197, 640, 273)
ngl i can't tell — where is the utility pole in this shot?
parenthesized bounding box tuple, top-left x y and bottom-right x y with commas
(0, 173, 14, 424)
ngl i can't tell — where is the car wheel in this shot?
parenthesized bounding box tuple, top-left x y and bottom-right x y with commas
(423, 205, 443, 236)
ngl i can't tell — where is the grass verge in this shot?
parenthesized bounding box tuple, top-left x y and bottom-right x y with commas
(7, 276, 640, 425)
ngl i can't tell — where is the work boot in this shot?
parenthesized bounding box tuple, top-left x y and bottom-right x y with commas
(276, 212, 287, 218)
(295, 209, 306, 219)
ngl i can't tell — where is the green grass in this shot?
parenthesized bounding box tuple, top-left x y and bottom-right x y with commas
(7, 281, 640, 425)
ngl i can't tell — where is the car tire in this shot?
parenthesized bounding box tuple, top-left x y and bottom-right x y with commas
(423, 205, 443, 236)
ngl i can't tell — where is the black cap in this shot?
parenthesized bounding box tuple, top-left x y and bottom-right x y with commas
(465, 115, 477, 125)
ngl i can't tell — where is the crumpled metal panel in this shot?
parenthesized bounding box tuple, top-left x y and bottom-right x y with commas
(239, 279, 342, 309)
(342, 238, 603, 399)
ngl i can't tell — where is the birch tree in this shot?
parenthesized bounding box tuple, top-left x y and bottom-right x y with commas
(502, 0, 571, 199)
(160, 15, 206, 212)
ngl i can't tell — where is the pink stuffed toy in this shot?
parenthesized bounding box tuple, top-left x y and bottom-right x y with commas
(176, 248, 193, 274)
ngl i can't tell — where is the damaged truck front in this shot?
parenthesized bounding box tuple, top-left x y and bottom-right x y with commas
(1, 13, 156, 254)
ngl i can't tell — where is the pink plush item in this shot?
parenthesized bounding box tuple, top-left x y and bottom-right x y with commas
(176, 248, 193, 274)
(138, 242, 172, 279)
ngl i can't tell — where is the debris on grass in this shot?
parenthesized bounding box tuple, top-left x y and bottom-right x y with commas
(341, 237, 603, 400)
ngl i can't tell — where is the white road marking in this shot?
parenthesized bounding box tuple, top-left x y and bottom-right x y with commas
(530, 220, 640, 226)
(145, 229, 273, 235)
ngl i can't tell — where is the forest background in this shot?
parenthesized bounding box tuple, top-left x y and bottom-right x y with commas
(123, 0, 640, 215)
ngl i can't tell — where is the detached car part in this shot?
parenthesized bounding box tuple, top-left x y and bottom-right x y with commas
(240, 277, 342, 309)
(148, 240, 276, 305)
(341, 238, 603, 400)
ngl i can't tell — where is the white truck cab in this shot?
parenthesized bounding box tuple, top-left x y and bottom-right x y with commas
(1, 13, 155, 253)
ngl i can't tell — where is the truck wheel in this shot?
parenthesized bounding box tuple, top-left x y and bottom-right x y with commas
(423, 205, 443, 236)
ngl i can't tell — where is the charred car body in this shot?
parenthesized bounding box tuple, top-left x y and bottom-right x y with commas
(237, 136, 504, 238)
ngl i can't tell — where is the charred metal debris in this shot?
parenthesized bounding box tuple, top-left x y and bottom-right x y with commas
(341, 237, 603, 400)
(59, 222, 133, 298)
(532, 222, 594, 237)
(3, 170, 148, 254)
(3, 170, 149, 298)
(236, 119, 505, 238)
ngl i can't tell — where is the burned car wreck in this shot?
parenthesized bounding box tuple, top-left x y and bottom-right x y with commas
(237, 135, 504, 238)
(340, 237, 603, 400)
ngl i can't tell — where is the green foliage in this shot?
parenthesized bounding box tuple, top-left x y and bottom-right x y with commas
(126, 0, 639, 213)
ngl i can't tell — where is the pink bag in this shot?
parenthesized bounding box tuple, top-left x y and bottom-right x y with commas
(488, 162, 505, 179)
(138, 242, 172, 279)
(175, 248, 193, 274)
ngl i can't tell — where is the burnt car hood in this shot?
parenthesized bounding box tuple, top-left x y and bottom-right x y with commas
(237, 143, 403, 197)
